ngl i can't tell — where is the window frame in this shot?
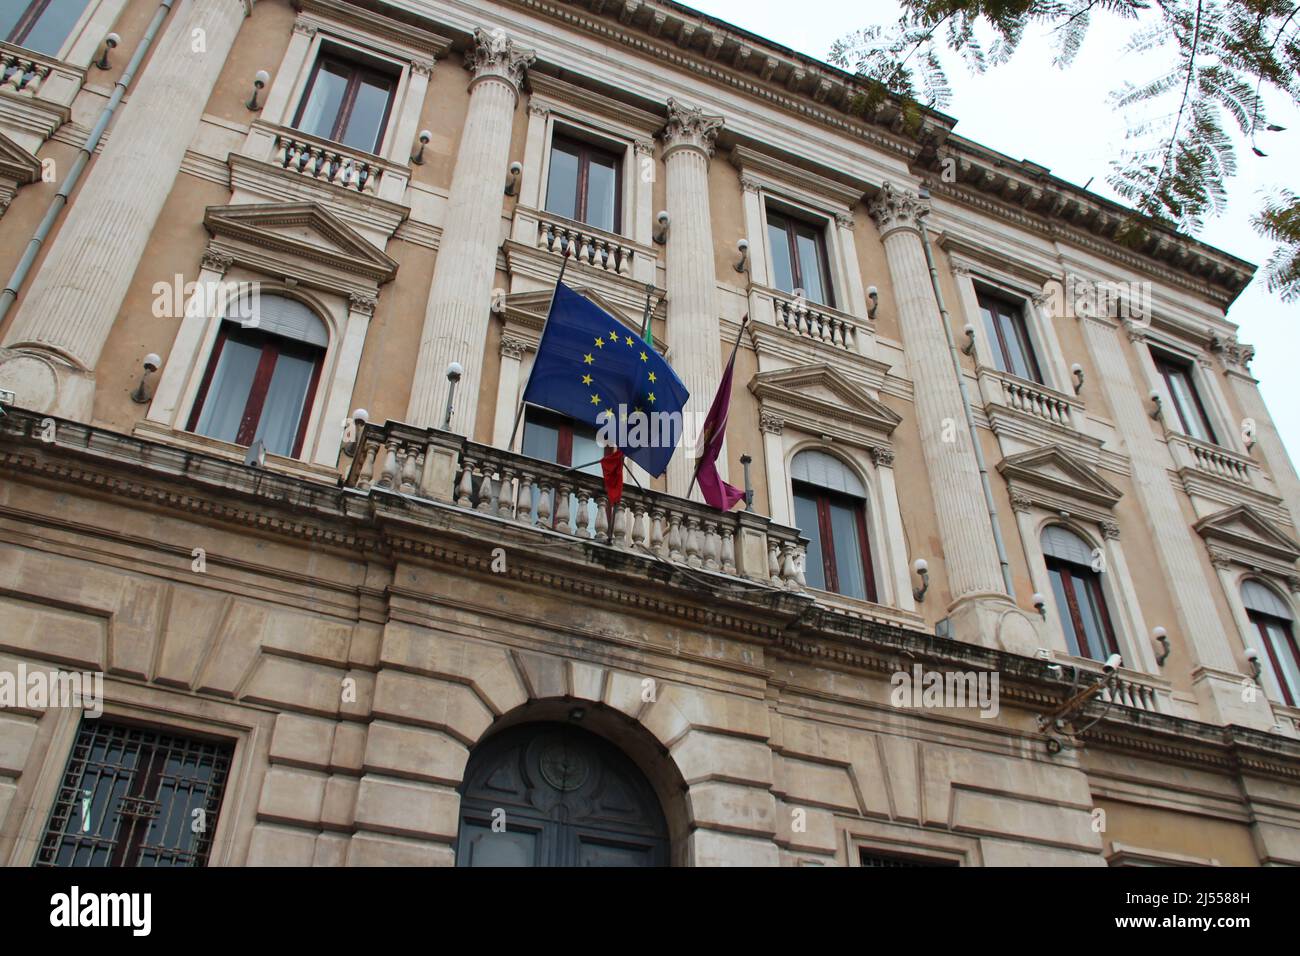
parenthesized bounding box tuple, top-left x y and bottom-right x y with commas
(976, 287, 1043, 384)
(3, 0, 89, 56)
(1249, 608, 1300, 708)
(1044, 553, 1120, 662)
(290, 50, 399, 156)
(1152, 350, 1218, 444)
(544, 131, 624, 236)
(186, 320, 326, 459)
(765, 206, 836, 308)
(792, 480, 877, 602)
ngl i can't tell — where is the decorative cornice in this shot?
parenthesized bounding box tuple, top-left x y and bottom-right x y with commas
(292, 0, 452, 59)
(661, 97, 723, 159)
(348, 291, 377, 316)
(500, 334, 529, 360)
(468, 27, 535, 94)
(867, 181, 927, 240)
(759, 410, 784, 435)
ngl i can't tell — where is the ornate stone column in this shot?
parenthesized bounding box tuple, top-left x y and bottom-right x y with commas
(867, 183, 1007, 604)
(406, 28, 534, 435)
(314, 292, 377, 467)
(0, 0, 255, 420)
(660, 98, 724, 498)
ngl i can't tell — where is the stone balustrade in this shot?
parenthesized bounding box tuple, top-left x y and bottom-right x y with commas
(980, 369, 1079, 430)
(345, 420, 807, 588)
(758, 287, 860, 353)
(0, 49, 52, 96)
(274, 132, 384, 195)
(535, 213, 637, 277)
(1100, 672, 1160, 712)
(1168, 432, 1254, 486)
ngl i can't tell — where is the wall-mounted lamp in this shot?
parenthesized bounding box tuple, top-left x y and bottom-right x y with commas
(1071, 363, 1085, 395)
(244, 439, 266, 469)
(246, 69, 270, 111)
(866, 285, 879, 320)
(1148, 389, 1163, 420)
(912, 558, 930, 602)
(1153, 626, 1170, 666)
(734, 238, 749, 273)
(442, 361, 464, 431)
(1032, 592, 1048, 620)
(341, 408, 369, 457)
(739, 453, 754, 508)
(504, 161, 522, 196)
(961, 324, 976, 355)
(95, 32, 119, 70)
(652, 210, 670, 245)
(129, 352, 161, 404)
(411, 129, 432, 165)
(1245, 647, 1262, 680)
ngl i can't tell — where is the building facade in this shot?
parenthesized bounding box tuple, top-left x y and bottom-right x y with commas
(0, 0, 1299, 866)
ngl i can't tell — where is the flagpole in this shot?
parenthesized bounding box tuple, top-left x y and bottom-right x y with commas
(639, 282, 655, 344)
(507, 243, 572, 452)
(687, 314, 748, 498)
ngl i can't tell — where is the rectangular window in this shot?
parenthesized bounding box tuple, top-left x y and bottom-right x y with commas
(766, 208, 834, 307)
(1252, 613, 1300, 707)
(293, 54, 397, 154)
(36, 719, 233, 867)
(2, 0, 88, 56)
(544, 134, 622, 235)
(1046, 558, 1119, 662)
(977, 289, 1042, 383)
(1152, 351, 1217, 444)
(792, 484, 876, 602)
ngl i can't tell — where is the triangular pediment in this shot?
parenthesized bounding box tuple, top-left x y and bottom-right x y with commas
(203, 202, 398, 284)
(997, 444, 1122, 508)
(0, 131, 40, 184)
(749, 363, 901, 436)
(1196, 505, 1300, 564)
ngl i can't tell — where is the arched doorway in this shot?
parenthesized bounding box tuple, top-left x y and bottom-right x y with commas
(456, 722, 669, 867)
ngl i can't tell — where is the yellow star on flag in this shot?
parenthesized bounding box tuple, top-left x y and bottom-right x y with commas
(625, 335, 634, 346)
(647, 371, 656, 382)
(640, 351, 648, 361)
(647, 392, 656, 404)
(583, 353, 594, 365)
(581, 373, 592, 385)
(594, 337, 604, 348)
(590, 394, 601, 405)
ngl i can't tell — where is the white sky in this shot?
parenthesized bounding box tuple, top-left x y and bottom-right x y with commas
(687, 0, 1300, 464)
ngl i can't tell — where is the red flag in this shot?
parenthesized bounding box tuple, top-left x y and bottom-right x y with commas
(600, 445, 625, 506)
(693, 336, 746, 511)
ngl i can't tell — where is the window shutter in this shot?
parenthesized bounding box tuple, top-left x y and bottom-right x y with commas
(1242, 579, 1293, 620)
(226, 294, 328, 347)
(1041, 525, 1096, 567)
(791, 450, 866, 497)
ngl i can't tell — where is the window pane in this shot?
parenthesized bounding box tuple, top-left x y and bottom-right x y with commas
(793, 491, 826, 591)
(522, 417, 560, 464)
(13, 0, 88, 55)
(794, 231, 828, 305)
(827, 498, 867, 600)
(1000, 312, 1036, 382)
(585, 154, 618, 233)
(297, 61, 350, 140)
(1265, 621, 1300, 704)
(194, 337, 262, 444)
(979, 305, 1006, 374)
(768, 221, 795, 294)
(1070, 573, 1109, 661)
(1048, 567, 1083, 658)
(0, 4, 24, 40)
(1166, 367, 1213, 442)
(545, 144, 580, 221)
(252, 348, 317, 457)
(340, 73, 392, 153)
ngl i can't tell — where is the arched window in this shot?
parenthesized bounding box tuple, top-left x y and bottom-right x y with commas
(791, 450, 877, 602)
(1042, 525, 1118, 662)
(1242, 579, 1300, 707)
(187, 295, 327, 459)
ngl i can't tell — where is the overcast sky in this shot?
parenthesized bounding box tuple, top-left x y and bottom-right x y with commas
(687, 0, 1300, 465)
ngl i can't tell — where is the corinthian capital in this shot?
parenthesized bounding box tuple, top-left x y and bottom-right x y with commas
(867, 182, 928, 240)
(661, 97, 724, 159)
(468, 27, 535, 93)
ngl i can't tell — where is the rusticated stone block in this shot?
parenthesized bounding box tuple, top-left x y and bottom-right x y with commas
(686, 780, 777, 837)
(363, 721, 470, 785)
(257, 766, 326, 826)
(689, 828, 780, 867)
(246, 823, 318, 866)
(352, 774, 460, 841)
(371, 670, 493, 745)
(269, 712, 336, 770)
(672, 731, 773, 788)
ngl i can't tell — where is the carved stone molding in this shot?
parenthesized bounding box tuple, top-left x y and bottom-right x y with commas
(500, 335, 529, 361)
(1100, 519, 1121, 540)
(1208, 546, 1234, 571)
(1122, 320, 1148, 344)
(1009, 491, 1035, 514)
(633, 139, 655, 156)
(200, 250, 233, 274)
(661, 97, 724, 159)
(867, 181, 927, 240)
(348, 292, 377, 316)
(410, 59, 434, 78)
(835, 212, 855, 230)
(1288, 574, 1300, 595)
(292, 18, 317, 36)
(527, 102, 550, 118)
(759, 410, 784, 435)
(739, 174, 761, 194)
(468, 27, 535, 93)
(1211, 334, 1256, 372)
(870, 445, 894, 468)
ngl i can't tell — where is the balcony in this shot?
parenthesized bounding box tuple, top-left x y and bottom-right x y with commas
(345, 420, 808, 589)
(1167, 432, 1256, 487)
(509, 206, 658, 286)
(0, 48, 52, 97)
(750, 285, 865, 355)
(977, 368, 1080, 433)
(236, 120, 411, 205)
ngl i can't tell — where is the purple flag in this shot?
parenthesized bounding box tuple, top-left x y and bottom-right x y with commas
(693, 339, 746, 511)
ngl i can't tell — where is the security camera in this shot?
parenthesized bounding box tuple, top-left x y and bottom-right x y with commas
(1103, 653, 1122, 674)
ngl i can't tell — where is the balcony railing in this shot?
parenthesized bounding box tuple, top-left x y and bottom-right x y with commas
(0, 49, 52, 96)
(1168, 432, 1254, 486)
(535, 213, 637, 277)
(753, 287, 862, 353)
(345, 421, 808, 588)
(978, 368, 1080, 432)
(274, 133, 382, 195)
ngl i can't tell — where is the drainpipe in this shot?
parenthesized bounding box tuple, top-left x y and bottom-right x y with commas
(915, 193, 1017, 598)
(0, 0, 176, 325)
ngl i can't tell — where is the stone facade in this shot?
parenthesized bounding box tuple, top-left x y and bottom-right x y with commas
(0, 0, 1297, 866)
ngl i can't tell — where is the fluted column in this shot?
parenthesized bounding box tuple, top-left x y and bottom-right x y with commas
(661, 98, 724, 498)
(867, 183, 1005, 600)
(406, 29, 533, 435)
(1, 0, 254, 419)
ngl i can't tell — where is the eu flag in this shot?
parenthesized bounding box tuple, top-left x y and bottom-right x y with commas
(522, 282, 689, 477)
